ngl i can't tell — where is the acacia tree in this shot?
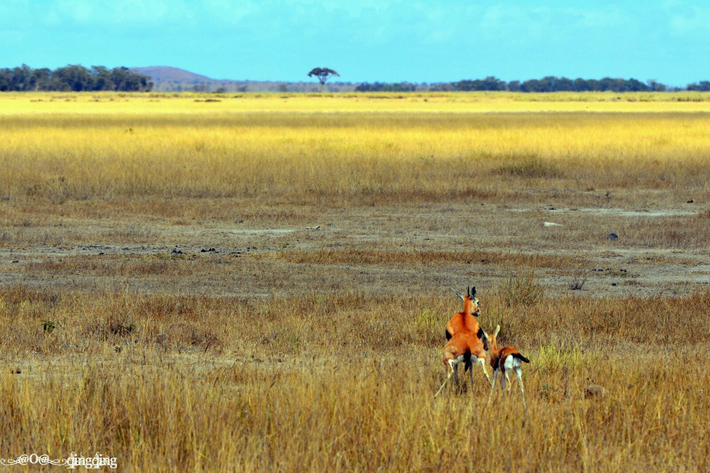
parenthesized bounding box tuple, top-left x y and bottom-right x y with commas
(308, 67, 339, 91)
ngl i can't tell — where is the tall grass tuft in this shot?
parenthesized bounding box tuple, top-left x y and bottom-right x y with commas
(502, 270, 546, 307)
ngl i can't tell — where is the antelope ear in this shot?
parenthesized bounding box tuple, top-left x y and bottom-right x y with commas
(471, 286, 477, 298)
(493, 325, 500, 337)
(451, 287, 464, 302)
(467, 286, 471, 297)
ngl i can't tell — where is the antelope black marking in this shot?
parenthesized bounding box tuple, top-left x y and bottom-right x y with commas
(513, 353, 530, 363)
(477, 327, 489, 351)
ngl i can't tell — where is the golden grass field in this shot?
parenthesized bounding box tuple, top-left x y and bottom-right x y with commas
(1, 92, 709, 471)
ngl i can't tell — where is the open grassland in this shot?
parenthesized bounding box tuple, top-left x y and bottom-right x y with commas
(1, 92, 710, 206)
(1, 92, 709, 471)
(3, 114, 710, 205)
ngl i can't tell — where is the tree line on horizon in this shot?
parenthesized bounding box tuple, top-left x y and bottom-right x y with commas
(355, 76, 710, 93)
(2, 65, 710, 94)
(0, 65, 153, 92)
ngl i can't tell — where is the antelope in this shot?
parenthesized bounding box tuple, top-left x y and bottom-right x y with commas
(434, 286, 491, 398)
(486, 324, 530, 408)
(445, 287, 482, 341)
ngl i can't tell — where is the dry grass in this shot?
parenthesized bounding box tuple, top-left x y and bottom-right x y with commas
(1, 286, 710, 471)
(1, 92, 710, 471)
(272, 247, 580, 269)
(2, 95, 710, 206)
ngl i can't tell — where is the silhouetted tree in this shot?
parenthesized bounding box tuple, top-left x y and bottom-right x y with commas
(625, 78, 649, 92)
(687, 81, 710, 91)
(520, 79, 541, 92)
(573, 78, 593, 91)
(647, 80, 666, 92)
(308, 67, 339, 91)
(554, 77, 575, 91)
(507, 80, 521, 92)
(92, 66, 115, 91)
(355, 81, 417, 92)
(10, 64, 32, 90)
(453, 76, 506, 91)
(30, 68, 51, 90)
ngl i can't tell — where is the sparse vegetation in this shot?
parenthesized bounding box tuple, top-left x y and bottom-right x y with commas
(503, 271, 546, 307)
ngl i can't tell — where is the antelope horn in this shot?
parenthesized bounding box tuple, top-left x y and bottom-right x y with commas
(451, 288, 464, 302)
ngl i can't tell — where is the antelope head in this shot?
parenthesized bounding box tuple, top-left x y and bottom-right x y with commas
(451, 286, 481, 317)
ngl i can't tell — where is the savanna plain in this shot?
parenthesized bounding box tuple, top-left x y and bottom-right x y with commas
(1, 92, 710, 471)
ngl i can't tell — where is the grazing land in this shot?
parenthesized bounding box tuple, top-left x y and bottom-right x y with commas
(1, 92, 709, 471)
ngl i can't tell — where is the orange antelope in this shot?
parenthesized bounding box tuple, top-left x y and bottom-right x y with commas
(445, 286, 481, 341)
(486, 324, 530, 408)
(434, 286, 491, 398)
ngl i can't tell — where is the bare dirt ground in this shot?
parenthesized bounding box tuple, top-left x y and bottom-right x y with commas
(2, 195, 708, 300)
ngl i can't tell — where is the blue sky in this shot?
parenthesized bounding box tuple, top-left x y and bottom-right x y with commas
(1, 0, 709, 86)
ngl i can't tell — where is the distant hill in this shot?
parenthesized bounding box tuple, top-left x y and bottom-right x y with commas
(129, 66, 356, 93)
(130, 66, 214, 83)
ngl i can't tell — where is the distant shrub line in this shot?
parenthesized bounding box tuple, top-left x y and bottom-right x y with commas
(3, 65, 709, 93)
(0, 64, 153, 92)
(355, 76, 710, 93)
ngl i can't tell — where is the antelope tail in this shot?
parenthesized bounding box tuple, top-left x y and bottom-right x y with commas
(513, 353, 530, 363)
